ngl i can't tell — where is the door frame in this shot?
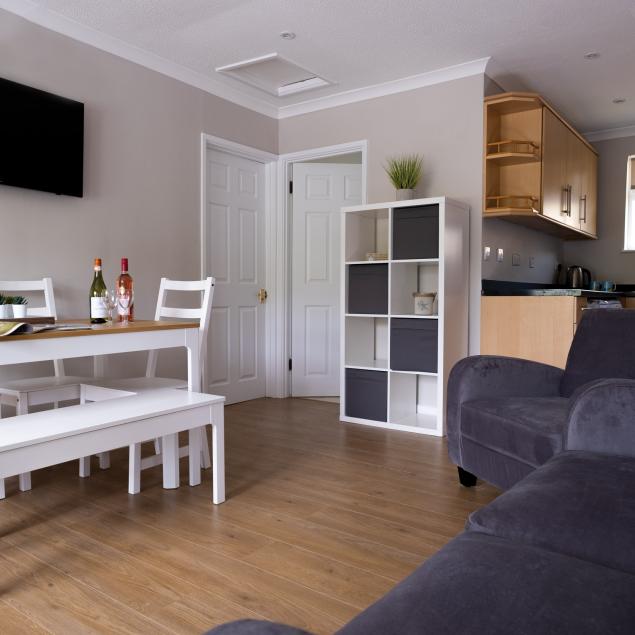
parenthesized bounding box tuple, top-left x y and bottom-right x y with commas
(200, 133, 278, 397)
(277, 140, 368, 398)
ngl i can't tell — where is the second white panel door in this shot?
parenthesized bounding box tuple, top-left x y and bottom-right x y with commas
(291, 162, 363, 397)
(206, 148, 266, 404)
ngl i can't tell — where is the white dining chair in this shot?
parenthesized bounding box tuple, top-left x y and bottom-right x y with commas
(0, 278, 87, 493)
(89, 277, 215, 491)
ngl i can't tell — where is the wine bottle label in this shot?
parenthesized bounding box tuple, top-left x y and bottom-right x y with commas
(90, 297, 107, 318)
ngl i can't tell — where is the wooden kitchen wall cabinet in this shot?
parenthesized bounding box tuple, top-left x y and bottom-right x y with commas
(484, 92, 598, 240)
(480, 296, 586, 368)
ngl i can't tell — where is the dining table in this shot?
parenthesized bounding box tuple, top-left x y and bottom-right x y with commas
(0, 319, 204, 478)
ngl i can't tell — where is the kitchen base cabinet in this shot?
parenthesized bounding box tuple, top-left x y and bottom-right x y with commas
(481, 296, 586, 368)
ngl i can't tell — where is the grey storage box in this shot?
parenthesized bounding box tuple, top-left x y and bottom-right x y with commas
(391, 318, 438, 372)
(347, 264, 388, 314)
(392, 205, 439, 260)
(345, 369, 388, 421)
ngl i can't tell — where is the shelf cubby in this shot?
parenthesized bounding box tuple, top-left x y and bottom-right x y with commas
(390, 260, 439, 316)
(346, 263, 388, 314)
(390, 318, 438, 373)
(389, 372, 439, 431)
(345, 368, 388, 422)
(392, 204, 439, 260)
(345, 207, 389, 262)
(344, 315, 388, 371)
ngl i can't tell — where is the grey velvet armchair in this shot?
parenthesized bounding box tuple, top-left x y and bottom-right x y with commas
(447, 309, 635, 490)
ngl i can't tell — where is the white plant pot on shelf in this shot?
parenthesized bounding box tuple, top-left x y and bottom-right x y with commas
(0, 305, 13, 319)
(396, 189, 415, 201)
(11, 305, 27, 319)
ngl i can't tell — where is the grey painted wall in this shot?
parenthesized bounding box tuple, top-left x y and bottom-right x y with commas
(279, 74, 485, 353)
(564, 135, 635, 282)
(482, 218, 562, 283)
(0, 9, 277, 382)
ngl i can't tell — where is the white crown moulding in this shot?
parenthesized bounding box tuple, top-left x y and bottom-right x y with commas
(584, 125, 635, 143)
(2, 1, 491, 120)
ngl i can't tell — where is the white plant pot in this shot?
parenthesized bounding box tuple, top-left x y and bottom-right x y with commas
(396, 188, 415, 201)
(0, 305, 13, 319)
(11, 304, 27, 319)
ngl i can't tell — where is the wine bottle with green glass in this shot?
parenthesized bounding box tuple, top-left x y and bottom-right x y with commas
(89, 258, 108, 324)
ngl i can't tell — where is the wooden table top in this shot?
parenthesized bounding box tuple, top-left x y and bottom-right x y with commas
(0, 320, 199, 343)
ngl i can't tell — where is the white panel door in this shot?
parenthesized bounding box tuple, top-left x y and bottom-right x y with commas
(291, 163, 363, 396)
(206, 149, 266, 404)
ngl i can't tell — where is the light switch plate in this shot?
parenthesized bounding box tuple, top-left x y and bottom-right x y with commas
(496, 248, 504, 262)
(483, 246, 491, 261)
(512, 253, 521, 266)
(529, 256, 536, 268)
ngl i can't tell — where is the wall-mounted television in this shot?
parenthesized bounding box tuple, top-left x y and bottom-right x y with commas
(0, 77, 84, 198)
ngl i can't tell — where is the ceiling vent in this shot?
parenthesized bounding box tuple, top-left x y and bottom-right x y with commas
(216, 53, 331, 97)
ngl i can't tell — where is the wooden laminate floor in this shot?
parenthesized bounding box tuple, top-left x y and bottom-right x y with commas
(0, 398, 499, 634)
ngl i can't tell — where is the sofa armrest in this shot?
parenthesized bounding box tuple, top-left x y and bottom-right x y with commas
(447, 356, 564, 465)
(565, 379, 635, 457)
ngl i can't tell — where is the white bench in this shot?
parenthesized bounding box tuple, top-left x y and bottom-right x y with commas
(0, 388, 225, 503)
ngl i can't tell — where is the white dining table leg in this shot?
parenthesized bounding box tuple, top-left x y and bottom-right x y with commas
(186, 329, 211, 470)
(16, 396, 32, 492)
(129, 443, 141, 494)
(211, 403, 225, 504)
(92, 355, 111, 470)
(162, 433, 179, 489)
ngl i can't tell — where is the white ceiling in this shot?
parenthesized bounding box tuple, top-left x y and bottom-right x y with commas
(4, 0, 635, 132)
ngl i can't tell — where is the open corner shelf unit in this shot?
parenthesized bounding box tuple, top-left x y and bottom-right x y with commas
(340, 197, 470, 436)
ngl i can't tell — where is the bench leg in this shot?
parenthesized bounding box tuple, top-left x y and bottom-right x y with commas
(79, 457, 91, 478)
(188, 427, 202, 487)
(212, 405, 225, 504)
(0, 479, 5, 500)
(162, 433, 179, 489)
(129, 444, 141, 494)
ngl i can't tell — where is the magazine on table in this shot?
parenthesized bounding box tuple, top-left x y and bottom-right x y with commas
(0, 322, 90, 337)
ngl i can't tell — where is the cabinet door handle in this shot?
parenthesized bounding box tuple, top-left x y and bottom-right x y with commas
(567, 185, 572, 217)
(580, 195, 587, 222)
(561, 186, 569, 215)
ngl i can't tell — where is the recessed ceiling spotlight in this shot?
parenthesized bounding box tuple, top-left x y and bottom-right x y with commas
(280, 31, 296, 40)
(613, 97, 626, 104)
(583, 52, 600, 59)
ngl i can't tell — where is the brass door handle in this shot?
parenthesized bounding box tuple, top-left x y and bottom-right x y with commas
(257, 288, 268, 304)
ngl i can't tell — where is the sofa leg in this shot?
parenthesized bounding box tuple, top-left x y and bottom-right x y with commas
(458, 467, 477, 487)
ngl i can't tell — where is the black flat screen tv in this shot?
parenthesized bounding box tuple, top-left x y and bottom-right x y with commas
(0, 77, 84, 197)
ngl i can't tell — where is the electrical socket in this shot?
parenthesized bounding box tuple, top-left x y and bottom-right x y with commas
(496, 248, 504, 262)
(529, 256, 536, 268)
(483, 246, 491, 261)
(512, 253, 521, 266)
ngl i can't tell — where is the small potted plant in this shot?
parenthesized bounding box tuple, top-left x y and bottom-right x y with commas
(0, 294, 12, 319)
(384, 154, 423, 200)
(11, 295, 28, 319)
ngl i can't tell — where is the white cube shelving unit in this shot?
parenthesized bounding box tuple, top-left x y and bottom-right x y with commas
(340, 197, 469, 436)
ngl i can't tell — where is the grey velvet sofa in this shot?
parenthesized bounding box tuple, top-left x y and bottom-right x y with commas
(206, 381, 635, 634)
(447, 308, 635, 490)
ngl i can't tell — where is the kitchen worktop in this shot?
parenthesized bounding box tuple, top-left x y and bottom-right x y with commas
(482, 279, 635, 298)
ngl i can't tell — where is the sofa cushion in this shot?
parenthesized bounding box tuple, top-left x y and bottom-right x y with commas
(467, 451, 635, 574)
(460, 396, 569, 467)
(561, 309, 635, 397)
(337, 532, 635, 635)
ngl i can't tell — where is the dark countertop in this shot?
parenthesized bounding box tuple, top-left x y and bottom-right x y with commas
(482, 279, 635, 299)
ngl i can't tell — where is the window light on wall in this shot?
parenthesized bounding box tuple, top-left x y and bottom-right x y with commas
(624, 156, 635, 250)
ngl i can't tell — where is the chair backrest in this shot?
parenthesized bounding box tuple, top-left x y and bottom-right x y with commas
(561, 308, 635, 397)
(0, 278, 64, 376)
(145, 277, 215, 389)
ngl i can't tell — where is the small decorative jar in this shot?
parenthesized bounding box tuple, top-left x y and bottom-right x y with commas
(413, 292, 436, 316)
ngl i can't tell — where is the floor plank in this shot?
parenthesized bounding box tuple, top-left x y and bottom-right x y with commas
(0, 398, 498, 633)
